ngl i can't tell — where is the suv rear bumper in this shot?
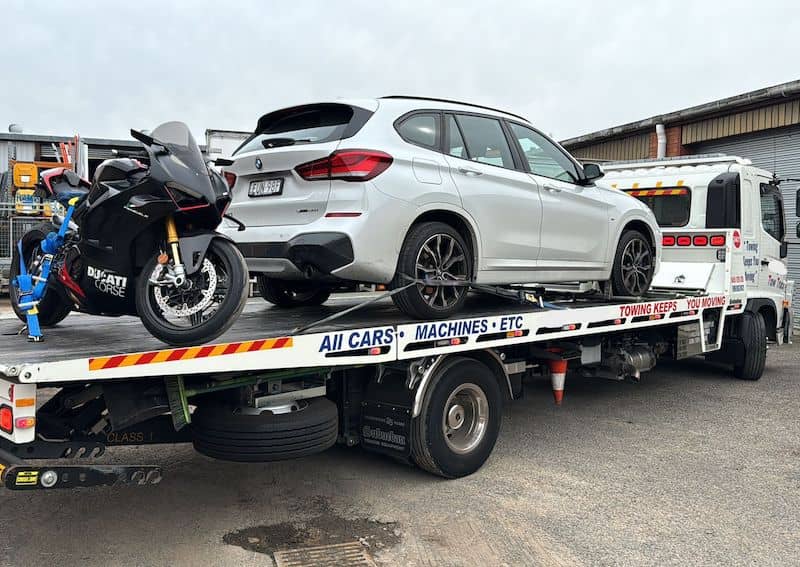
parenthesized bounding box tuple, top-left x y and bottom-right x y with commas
(237, 232, 355, 281)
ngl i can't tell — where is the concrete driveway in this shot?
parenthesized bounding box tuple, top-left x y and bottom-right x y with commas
(1, 342, 797, 566)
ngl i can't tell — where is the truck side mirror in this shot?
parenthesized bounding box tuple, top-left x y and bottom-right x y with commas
(781, 240, 789, 259)
(797, 221, 800, 239)
(797, 188, 800, 217)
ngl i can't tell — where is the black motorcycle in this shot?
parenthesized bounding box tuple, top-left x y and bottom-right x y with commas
(10, 121, 248, 346)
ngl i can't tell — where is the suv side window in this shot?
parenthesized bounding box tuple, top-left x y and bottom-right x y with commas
(760, 183, 785, 241)
(446, 115, 468, 159)
(396, 113, 440, 150)
(453, 114, 515, 169)
(508, 122, 579, 183)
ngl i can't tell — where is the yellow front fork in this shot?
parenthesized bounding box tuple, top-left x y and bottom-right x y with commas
(164, 216, 187, 286)
(165, 215, 182, 265)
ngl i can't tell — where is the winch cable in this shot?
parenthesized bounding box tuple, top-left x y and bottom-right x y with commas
(292, 274, 564, 335)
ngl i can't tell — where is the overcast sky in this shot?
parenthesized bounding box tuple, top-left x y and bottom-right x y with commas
(3, 0, 799, 144)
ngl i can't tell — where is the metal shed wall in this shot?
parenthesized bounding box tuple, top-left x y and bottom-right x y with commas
(694, 123, 800, 325)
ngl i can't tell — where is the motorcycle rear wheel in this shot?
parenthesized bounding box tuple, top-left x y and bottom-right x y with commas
(9, 223, 72, 326)
(136, 238, 248, 346)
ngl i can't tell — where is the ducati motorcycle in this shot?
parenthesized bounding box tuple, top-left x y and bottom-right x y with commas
(10, 121, 248, 346)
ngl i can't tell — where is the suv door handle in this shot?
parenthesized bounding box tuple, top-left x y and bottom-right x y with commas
(543, 184, 562, 193)
(458, 167, 483, 176)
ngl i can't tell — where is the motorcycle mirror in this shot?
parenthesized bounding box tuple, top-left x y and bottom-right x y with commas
(130, 129, 154, 146)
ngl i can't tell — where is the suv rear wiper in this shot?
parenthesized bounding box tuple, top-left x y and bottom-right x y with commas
(261, 137, 313, 149)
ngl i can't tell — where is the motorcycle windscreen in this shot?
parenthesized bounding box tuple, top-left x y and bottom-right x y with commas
(150, 121, 215, 202)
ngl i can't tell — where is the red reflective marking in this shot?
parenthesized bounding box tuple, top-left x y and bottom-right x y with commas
(273, 337, 290, 349)
(222, 343, 241, 355)
(197, 346, 215, 358)
(103, 355, 128, 369)
(136, 351, 158, 365)
(167, 348, 189, 362)
(248, 340, 266, 352)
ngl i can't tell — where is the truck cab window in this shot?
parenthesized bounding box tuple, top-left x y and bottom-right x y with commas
(628, 189, 691, 227)
(760, 183, 785, 241)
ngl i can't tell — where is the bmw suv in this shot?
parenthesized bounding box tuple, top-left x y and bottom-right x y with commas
(220, 96, 661, 319)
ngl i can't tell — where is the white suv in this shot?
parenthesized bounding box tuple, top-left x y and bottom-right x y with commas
(221, 96, 661, 319)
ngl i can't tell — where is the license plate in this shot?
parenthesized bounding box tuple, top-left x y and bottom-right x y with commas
(249, 178, 283, 197)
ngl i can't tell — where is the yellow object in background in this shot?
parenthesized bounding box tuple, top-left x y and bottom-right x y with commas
(13, 162, 38, 188)
(15, 189, 44, 215)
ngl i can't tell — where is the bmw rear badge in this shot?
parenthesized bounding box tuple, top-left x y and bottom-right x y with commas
(255, 158, 262, 170)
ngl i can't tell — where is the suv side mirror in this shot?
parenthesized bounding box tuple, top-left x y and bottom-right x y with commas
(583, 163, 604, 182)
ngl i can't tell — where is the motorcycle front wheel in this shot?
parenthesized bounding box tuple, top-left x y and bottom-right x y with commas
(136, 238, 248, 346)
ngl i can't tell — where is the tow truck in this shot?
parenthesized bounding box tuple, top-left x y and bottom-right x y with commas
(0, 155, 793, 490)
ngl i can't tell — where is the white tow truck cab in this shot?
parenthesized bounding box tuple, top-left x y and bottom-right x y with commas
(0, 153, 791, 489)
(602, 154, 794, 344)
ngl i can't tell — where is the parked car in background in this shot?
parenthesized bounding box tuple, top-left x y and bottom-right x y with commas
(221, 96, 661, 319)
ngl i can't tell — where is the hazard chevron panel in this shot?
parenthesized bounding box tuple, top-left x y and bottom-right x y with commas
(16, 326, 397, 383)
(88, 337, 293, 371)
(625, 188, 688, 197)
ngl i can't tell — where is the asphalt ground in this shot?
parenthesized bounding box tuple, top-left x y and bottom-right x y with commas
(0, 299, 797, 566)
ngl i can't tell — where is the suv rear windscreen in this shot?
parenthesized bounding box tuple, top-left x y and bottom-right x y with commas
(626, 188, 691, 227)
(234, 103, 373, 155)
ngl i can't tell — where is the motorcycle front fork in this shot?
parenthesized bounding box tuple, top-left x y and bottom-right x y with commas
(150, 216, 187, 287)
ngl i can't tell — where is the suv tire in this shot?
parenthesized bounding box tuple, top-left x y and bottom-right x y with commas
(391, 221, 472, 319)
(611, 229, 655, 297)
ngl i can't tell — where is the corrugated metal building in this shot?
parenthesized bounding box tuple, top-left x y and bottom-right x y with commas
(561, 80, 800, 324)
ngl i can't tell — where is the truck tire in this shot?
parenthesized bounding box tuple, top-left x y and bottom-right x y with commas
(733, 310, 767, 381)
(610, 229, 654, 297)
(256, 275, 330, 307)
(191, 397, 338, 462)
(410, 357, 502, 478)
(391, 222, 472, 320)
(9, 223, 72, 327)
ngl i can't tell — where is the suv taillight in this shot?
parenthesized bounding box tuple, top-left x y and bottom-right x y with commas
(223, 171, 237, 190)
(295, 150, 393, 182)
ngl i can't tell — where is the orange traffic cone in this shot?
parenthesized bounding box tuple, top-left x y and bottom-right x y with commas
(548, 358, 568, 405)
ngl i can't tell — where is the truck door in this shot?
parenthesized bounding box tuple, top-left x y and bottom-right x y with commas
(755, 180, 788, 304)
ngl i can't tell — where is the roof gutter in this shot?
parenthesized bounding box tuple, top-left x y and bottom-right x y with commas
(562, 79, 800, 148)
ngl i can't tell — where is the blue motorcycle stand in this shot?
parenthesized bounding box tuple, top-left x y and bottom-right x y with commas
(13, 197, 79, 342)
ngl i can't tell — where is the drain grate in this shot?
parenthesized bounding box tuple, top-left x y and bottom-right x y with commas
(273, 541, 376, 567)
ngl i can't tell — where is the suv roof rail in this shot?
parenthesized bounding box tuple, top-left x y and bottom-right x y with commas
(380, 95, 529, 122)
(601, 154, 751, 170)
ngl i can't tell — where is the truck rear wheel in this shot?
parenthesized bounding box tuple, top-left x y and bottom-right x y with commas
(191, 397, 338, 462)
(411, 357, 502, 478)
(733, 310, 767, 381)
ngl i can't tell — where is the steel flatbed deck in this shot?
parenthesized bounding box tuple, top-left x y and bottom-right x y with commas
(0, 289, 733, 384)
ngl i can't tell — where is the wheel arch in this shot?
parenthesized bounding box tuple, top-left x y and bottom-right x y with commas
(746, 297, 778, 341)
(619, 218, 656, 251)
(406, 208, 481, 275)
(412, 351, 513, 418)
